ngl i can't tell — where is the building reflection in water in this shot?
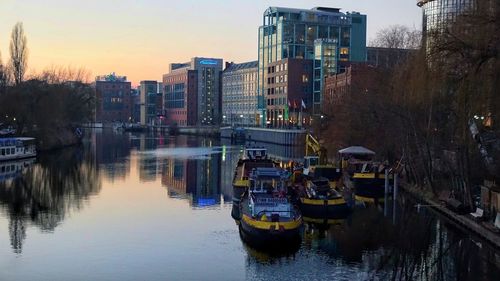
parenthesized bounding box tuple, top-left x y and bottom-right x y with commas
(0, 143, 100, 254)
(93, 129, 132, 181)
(161, 136, 223, 208)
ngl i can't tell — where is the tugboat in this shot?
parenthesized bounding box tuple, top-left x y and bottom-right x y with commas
(239, 167, 302, 247)
(338, 146, 391, 203)
(298, 177, 350, 219)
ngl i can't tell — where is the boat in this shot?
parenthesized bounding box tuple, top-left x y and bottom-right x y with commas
(338, 146, 391, 202)
(239, 167, 302, 246)
(232, 147, 277, 191)
(0, 137, 37, 161)
(298, 177, 351, 219)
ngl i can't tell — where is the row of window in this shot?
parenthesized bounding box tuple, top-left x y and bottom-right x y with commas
(266, 97, 289, 106)
(267, 86, 288, 95)
(267, 63, 288, 74)
(223, 84, 257, 91)
(267, 75, 288, 85)
(1, 163, 18, 173)
(1, 147, 17, 156)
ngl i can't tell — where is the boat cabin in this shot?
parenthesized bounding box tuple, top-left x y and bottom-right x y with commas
(306, 177, 342, 199)
(245, 147, 267, 160)
(0, 137, 36, 161)
(248, 167, 291, 219)
(338, 146, 381, 174)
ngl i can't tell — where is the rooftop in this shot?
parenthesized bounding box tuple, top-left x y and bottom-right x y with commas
(224, 61, 258, 72)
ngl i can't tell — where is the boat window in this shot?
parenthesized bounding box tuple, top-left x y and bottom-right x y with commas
(1, 149, 4, 155)
(11, 148, 15, 154)
(310, 158, 319, 166)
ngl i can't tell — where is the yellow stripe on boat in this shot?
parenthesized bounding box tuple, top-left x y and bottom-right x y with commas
(301, 198, 346, 206)
(353, 173, 386, 179)
(233, 180, 249, 188)
(355, 195, 385, 203)
(242, 214, 302, 230)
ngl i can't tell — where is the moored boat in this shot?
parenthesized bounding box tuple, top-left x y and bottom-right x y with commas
(0, 137, 37, 162)
(239, 167, 302, 246)
(298, 177, 351, 219)
(338, 146, 391, 202)
(232, 147, 277, 191)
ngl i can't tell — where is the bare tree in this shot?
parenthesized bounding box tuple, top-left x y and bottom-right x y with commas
(0, 52, 6, 94)
(370, 25, 422, 49)
(37, 65, 92, 84)
(9, 22, 28, 85)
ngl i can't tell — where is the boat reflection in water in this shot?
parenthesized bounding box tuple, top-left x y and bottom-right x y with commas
(0, 157, 36, 183)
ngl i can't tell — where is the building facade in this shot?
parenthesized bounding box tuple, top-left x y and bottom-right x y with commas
(163, 66, 198, 126)
(94, 73, 132, 123)
(257, 7, 367, 124)
(222, 61, 258, 126)
(266, 58, 313, 127)
(323, 63, 379, 109)
(139, 80, 159, 126)
(163, 57, 223, 126)
(417, 0, 475, 51)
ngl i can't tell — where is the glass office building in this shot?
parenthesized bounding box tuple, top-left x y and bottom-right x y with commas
(418, 0, 475, 50)
(257, 7, 367, 124)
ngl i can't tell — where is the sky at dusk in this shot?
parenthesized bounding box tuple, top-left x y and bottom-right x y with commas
(0, 0, 422, 86)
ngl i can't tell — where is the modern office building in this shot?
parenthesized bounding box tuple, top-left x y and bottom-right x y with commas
(139, 80, 159, 126)
(257, 7, 367, 124)
(417, 0, 475, 50)
(222, 61, 258, 126)
(163, 57, 223, 126)
(266, 58, 313, 127)
(94, 73, 132, 123)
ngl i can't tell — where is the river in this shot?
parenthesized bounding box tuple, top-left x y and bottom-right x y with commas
(0, 130, 499, 281)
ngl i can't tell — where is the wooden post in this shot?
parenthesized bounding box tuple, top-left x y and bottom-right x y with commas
(393, 173, 398, 224)
(384, 169, 389, 216)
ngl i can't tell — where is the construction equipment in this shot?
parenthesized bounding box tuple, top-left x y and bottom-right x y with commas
(303, 133, 328, 176)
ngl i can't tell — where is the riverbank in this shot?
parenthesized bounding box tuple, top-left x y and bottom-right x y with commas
(35, 126, 82, 151)
(401, 184, 500, 249)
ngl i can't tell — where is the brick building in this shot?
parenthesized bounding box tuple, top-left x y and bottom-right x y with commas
(94, 73, 132, 123)
(323, 63, 379, 109)
(266, 58, 312, 127)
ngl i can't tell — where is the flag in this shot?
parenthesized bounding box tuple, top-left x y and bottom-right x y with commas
(301, 99, 306, 109)
(288, 99, 291, 108)
(293, 99, 298, 109)
(284, 102, 289, 120)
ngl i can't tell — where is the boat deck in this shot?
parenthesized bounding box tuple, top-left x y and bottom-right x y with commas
(234, 160, 275, 182)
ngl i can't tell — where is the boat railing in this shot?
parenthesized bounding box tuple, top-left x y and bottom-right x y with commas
(255, 209, 298, 220)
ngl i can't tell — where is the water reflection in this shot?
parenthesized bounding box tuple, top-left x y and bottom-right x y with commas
(0, 130, 498, 281)
(160, 137, 223, 208)
(0, 144, 100, 254)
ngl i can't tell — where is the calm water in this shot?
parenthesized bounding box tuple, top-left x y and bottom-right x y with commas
(0, 130, 499, 281)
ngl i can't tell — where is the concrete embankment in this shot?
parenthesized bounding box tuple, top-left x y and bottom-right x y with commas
(402, 184, 500, 249)
(221, 127, 306, 146)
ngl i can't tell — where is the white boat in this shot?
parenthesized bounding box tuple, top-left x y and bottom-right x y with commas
(0, 137, 37, 161)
